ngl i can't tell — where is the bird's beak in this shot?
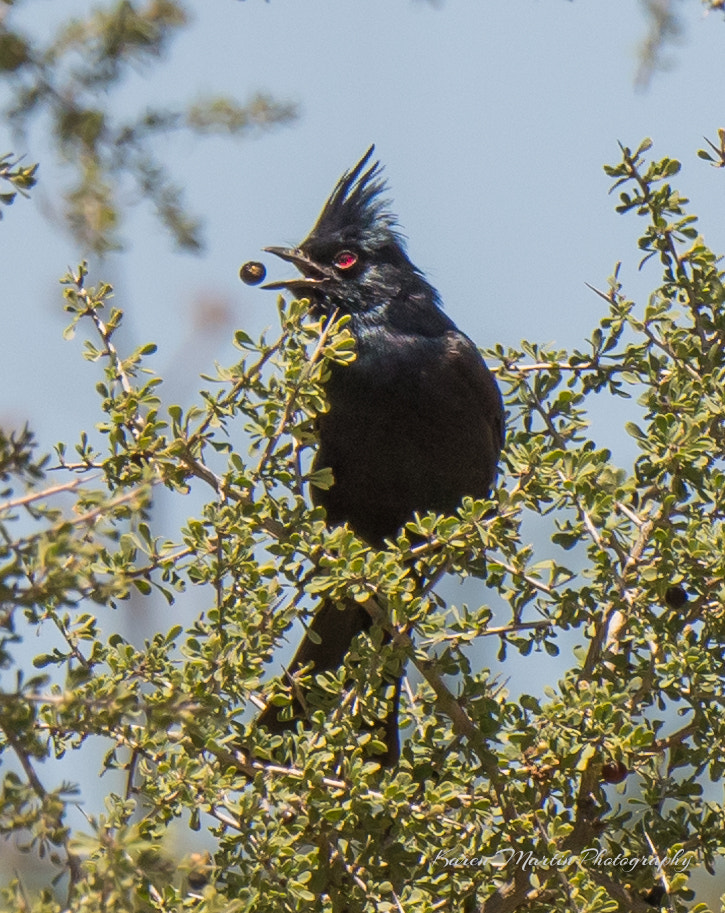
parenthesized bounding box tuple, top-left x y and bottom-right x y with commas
(261, 246, 333, 291)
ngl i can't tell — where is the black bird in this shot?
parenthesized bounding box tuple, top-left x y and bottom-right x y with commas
(257, 147, 504, 764)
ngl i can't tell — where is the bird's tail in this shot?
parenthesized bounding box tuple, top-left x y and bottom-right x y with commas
(257, 597, 401, 765)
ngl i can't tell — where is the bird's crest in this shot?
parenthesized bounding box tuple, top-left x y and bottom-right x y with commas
(307, 145, 402, 245)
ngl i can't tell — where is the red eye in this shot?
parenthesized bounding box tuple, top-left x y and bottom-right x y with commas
(333, 250, 358, 270)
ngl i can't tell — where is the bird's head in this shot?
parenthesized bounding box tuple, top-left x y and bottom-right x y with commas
(263, 146, 434, 316)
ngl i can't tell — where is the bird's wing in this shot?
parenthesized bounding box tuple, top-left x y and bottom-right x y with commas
(442, 331, 506, 449)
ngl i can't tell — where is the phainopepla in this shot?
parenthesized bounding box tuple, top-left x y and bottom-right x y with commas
(256, 146, 504, 764)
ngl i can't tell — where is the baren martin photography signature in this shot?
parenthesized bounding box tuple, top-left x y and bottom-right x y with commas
(432, 846, 694, 874)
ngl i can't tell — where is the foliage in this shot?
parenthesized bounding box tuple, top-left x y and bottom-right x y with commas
(1, 139, 725, 912)
(630, 0, 725, 88)
(0, 150, 37, 217)
(0, 1, 296, 253)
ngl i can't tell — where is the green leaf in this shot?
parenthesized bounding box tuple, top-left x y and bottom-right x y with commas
(307, 467, 334, 490)
(624, 421, 646, 440)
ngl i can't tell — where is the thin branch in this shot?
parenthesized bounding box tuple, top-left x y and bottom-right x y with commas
(620, 146, 708, 349)
(57, 484, 152, 531)
(50, 461, 104, 472)
(125, 747, 139, 801)
(650, 721, 697, 754)
(524, 377, 568, 450)
(584, 281, 617, 306)
(0, 476, 93, 514)
(176, 445, 225, 493)
(615, 499, 647, 527)
(207, 806, 242, 832)
(205, 742, 481, 835)
(74, 280, 135, 398)
(175, 443, 288, 540)
(0, 714, 83, 899)
(492, 359, 601, 376)
(580, 517, 655, 677)
(492, 557, 558, 597)
(391, 891, 407, 913)
(533, 818, 583, 913)
(621, 518, 655, 579)
(578, 502, 605, 551)
(186, 338, 284, 450)
(587, 869, 659, 913)
(643, 322, 702, 382)
(479, 875, 551, 913)
(402, 676, 426, 741)
(642, 826, 672, 899)
(462, 620, 552, 639)
(255, 308, 340, 477)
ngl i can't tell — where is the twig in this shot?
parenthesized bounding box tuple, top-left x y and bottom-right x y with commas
(479, 874, 551, 913)
(0, 476, 93, 514)
(402, 676, 426, 740)
(643, 323, 702, 382)
(207, 806, 242, 831)
(578, 503, 604, 551)
(392, 891, 407, 913)
(619, 146, 708, 351)
(642, 826, 672, 900)
(50, 461, 104, 472)
(74, 280, 135, 398)
(452, 619, 552, 640)
(176, 445, 225, 493)
(205, 744, 480, 833)
(533, 818, 582, 913)
(650, 721, 696, 754)
(587, 870, 658, 913)
(615, 499, 646, 527)
(0, 714, 83, 900)
(175, 444, 288, 540)
(125, 748, 139, 801)
(255, 308, 340, 477)
(492, 557, 558, 597)
(186, 339, 284, 450)
(60, 485, 152, 530)
(584, 281, 617, 306)
(492, 360, 601, 376)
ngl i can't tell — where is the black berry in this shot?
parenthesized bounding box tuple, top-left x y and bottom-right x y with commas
(239, 261, 266, 285)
